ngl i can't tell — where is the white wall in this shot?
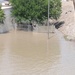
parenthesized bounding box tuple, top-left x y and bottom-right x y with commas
(62, 0, 67, 1)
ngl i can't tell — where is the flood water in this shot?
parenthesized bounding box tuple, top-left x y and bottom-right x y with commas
(0, 30, 75, 75)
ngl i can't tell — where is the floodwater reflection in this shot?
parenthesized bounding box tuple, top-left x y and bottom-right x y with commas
(0, 30, 75, 75)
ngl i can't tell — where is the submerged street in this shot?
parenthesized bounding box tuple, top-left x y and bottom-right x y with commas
(0, 30, 75, 75)
(0, 0, 75, 75)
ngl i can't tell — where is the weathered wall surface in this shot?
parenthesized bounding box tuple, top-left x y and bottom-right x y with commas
(59, 1, 75, 39)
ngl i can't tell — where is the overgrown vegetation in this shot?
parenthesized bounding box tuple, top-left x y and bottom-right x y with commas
(0, 5, 5, 24)
(10, 0, 62, 24)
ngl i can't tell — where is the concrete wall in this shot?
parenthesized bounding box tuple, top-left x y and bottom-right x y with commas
(0, 8, 14, 33)
(4, 8, 12, 30)
(62, 0, 67, 1)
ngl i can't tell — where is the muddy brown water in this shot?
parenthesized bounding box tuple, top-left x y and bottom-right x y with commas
(0, 30, 75, 75)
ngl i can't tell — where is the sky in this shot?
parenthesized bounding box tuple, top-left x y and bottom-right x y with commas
(0, 0, 4, 3)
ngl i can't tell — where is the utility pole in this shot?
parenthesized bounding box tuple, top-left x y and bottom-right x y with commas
(48, 0, 50, 39)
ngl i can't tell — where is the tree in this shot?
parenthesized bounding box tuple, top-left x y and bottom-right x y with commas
(49, 0, 61, 20)
(0, 5, 5, 24)
(10, 0, 61, 24)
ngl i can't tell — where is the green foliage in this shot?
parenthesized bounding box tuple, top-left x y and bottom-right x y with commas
(0, 5, 5, 24)
(49, 0, 62, 20)
(10, 0, 61, 23)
